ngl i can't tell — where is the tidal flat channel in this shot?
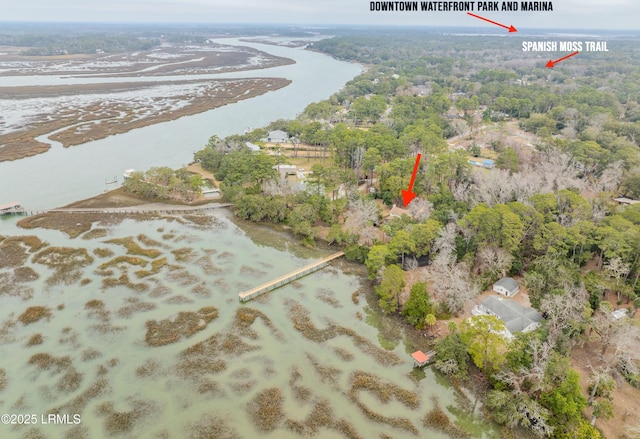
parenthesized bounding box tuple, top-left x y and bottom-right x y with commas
(0, 211, 500, 438)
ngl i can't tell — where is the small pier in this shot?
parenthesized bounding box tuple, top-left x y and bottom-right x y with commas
(411, 350, 436, 367)
(239, 251, 345, 302)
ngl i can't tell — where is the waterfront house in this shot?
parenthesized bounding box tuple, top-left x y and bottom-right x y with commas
(474, 296, 542, 337)
(265, 130, 289, 144)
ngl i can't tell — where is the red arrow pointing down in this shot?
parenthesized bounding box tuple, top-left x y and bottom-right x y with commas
(401, 153, 421, 207)
(546, 51, 579, 68)
(467, 12, 517, 32)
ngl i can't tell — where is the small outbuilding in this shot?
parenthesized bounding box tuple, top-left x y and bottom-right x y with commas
(493, 277, 519, 297)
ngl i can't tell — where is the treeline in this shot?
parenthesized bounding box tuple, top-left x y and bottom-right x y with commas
(122, 167, 203, 202)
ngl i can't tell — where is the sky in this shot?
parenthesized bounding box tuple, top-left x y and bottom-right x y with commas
(2, 0, 639, 30)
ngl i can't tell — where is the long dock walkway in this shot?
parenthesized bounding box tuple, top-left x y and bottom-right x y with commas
(18, 203, 234, 217)
(239, 251, 345, 302)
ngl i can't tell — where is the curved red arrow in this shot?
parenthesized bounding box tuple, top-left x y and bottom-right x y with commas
(546, 51, 579, 68)
(467, 12, 517, 32)
(401, 153, 421, 207)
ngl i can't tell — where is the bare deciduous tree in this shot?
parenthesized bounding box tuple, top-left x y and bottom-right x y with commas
(344, 198, 379, 234)
(474, 246, 513, 279)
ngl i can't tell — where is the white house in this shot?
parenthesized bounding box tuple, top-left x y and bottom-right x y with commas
(493, 277, 520, 297)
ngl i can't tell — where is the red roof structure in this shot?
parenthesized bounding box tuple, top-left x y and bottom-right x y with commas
(411, 350, 430, 367)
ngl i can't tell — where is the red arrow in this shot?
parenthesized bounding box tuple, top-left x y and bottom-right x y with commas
(467, 12, 517, 32)
(546, 51, 579, 68)
(401, 153, 421, 207)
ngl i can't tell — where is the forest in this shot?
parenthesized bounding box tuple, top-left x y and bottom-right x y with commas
(130, 29, 640, 438)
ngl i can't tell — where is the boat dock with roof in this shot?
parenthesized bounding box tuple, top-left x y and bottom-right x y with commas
(0, 202, 24, 216)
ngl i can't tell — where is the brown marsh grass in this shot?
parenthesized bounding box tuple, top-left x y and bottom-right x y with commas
(117, 298, 156, 318)
(18, 306, 51, 325)
(171, 247, 196, 262)
(137, 234, 167, 249)
(97, 399, 156, 436)
(135, 257, 167, 278)
(13, 266, 39, 283)
(287, 300, 401, 366)
(93, 247, 114, 258)
(145, 306, 218, 347)
(33, 246, 94, 286)
(246, 388, 284, 432)
(104, 236, 161, 258)
(101, 274, 149, 293)
(26, 333, 43, 346)
(187, 414, 240, 439)
(422, 398, 471, 438)
(349, 371, 420, 409)
(81, 228, 108, 240)
(0, 368, 6, 392)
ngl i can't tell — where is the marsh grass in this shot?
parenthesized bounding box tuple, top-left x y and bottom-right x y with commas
(194, 255, 223, 275)
(167, 268, 199, 286)
(117, 298, 156, 318)
(191, 283, 211, 298)
(422, 398, 471, 439)
(234, 307, 284, 341)
(246, 388, 284, 432)
(0, 368, 6, 392)
(333, 347, 355, 361)
(27, 353, 84, 393)
(85, 300, 110, 322)
(229, 380, 257, 394)
(288, 366, 312, 402)
(81, 228, 108, 240)
(80, 278, 91, 285)
(33, 246, 94, 286)
(137, 234, 167, 249)
(51, 367, 108, 415)
(93, 248, 114, 258)
(104, 236, 161, 258)
(164, 295, 193, 304)
(316, 288, 341, 308)
(306, 353, 342, 388)
(352, 290, 360, 304)
(26, 333, 43, 346)
(352, 399, 418, 435)
(99, 255, 148, 270)
(81, 349, 102, 362)
(13, 267, 39, 283)
(187, 415, 240, 439)
(239, 265, 267, 277)
(135, 257, 167, 278)
(0, 239, 31, 267)
(97, 399, 156, 436)
(145, 306, 218, 347)
(135, 359, 161, 378)
(101, 274, 149, 293)
(18, 306, 51, 325)
(350, 371, 420, 409)
(171, 247, 196, 262)
(287, 301, 401, 366)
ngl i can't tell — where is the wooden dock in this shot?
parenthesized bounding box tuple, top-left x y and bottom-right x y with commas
(239, 251, 345, 302)
(17, 203, 234, 217)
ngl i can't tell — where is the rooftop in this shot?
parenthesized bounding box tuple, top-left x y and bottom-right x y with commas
(479, 296, 542, 334)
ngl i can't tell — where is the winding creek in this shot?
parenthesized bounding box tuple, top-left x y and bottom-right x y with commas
(0, 39, 501, 438)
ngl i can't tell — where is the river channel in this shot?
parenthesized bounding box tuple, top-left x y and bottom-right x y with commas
(0, 38, 362, 209)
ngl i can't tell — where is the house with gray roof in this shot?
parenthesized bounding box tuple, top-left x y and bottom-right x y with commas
(474, 296, 542, 337)
(493, 277, 520, 297)
(265, 130, 289, 144)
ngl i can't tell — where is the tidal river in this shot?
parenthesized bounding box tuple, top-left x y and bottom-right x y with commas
(0, 39, 500, 438)
(0, 38, 362, 210)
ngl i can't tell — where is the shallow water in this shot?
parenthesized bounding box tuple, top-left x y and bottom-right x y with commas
(0, 212, 500, 438)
